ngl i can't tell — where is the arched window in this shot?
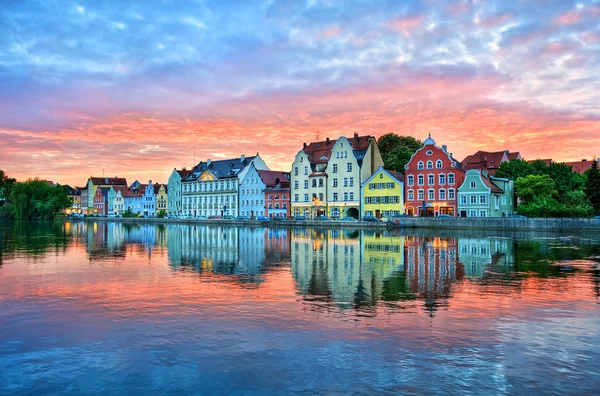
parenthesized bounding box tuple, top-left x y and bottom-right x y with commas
(407, 175, 414, 186)
(436, 160, 443, 169)
(418, 175, 424, 185)
(426, 160, 433, 169)
(428, 189, 435, 200)
(428, 174, 435, 185)
(408, 189, 414, 201)
(448, 188, 455, 200)
(417, 189, 424, 200)
(439, 189, 446, 200)
(417, 161, 424, 170)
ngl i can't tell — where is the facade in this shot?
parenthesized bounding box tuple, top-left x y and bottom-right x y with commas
(239, 164, 267, 218)
(109, 187, 127, 215)
(181, 154, 268, 218)
(92, 187, 106, 215)
(404, 135, 464, 217)
(124, 186, 144, 214)
(290, 133, 384, 219)
(457, 169, 514, 217)
(86, 177, 128, 211)
(65, 186, 81, 214)
(156, 184, 168, 214)
(167, 168, 189, 217)
(461, 150, 521, 176)
(80, 187, 88, 214)
(361, 167, 404, 219)
(262, 171, 291, 219)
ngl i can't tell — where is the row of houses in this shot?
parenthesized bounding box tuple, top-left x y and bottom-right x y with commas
(65, 133, 592, 219)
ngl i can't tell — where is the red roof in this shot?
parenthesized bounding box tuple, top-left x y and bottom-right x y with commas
(386, 169, 405, 182)
(257, 171, 290, 188)
(302, 134, 373, 164)
(507, 152, 521, 160)
(461, 150, 508, 171)
(565, 160, 594, 174)
(89, 177, 128, 186)
(176, 169, 190, 178)
(481, 176, 504, 194)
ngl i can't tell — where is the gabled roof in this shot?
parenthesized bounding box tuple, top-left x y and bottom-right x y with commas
(302, 134, 373, 164)
(565, 160, 594, 174)
(461, 150, 508, 171)
(184, 156, 257, 181)
(481, 176, 504, 194)
(89, 177, 128, 186)
(507, 152, 521, 160)
(386, 169, 405, 182)
(153, 184, 167, 194)
(176, 169, 190, 178)
(362, 166, 405, 187)
(257, 171, 290, 188)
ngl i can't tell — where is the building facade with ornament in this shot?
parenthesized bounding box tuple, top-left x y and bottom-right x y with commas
(404, 135, 465, 217)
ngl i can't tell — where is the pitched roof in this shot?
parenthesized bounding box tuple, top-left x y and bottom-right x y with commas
(184, 156, 257, 181)
(153, 183, 167, 194)
(507, 152, 521, 160)
(461, 150, 508, 171)
(302, 134, 373, 164)
(386, 169, 405, 182)
(565, 159, 594, 174)
(481, 175, 503, 194)
(89, 177, 128, 186)
(176, 169, 190, 178)
(257, 170, 290, 188)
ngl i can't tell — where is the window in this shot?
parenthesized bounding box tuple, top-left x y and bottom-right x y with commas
(318, 179, 323, 187)
(304, 194, 309, 202)
(470, 195, 477, 204)
(312, 179, 317, 188)
(418, 189, 424, 200)
(439, 189, 446, 200)
(495, 196, 500, 209)
(333, 192, 338, 201)
(343, 192, 348, 201)
(470, 181, 476, 189)
(417, 161, 424, 170)
(480, 195, 487, 204)
(379, 173, 383, 179)
(319, 193, 324, 201)
(418, 175, 424, 185)
(268, 195, 272, 199)
(282, 194, 286, 199)
(448, 189, 455, 200)
(439, 174, 446, 185)
(275, 194, 279, 199)
(436, 160, 443, 169)
(333, 164, 338, 173)
(304, 180, 309, 189)
(407, 175, 414, 186)
(304, 167, 308, 175)
(480, 210, 486, 217)
(349, 178, 354, 187)
(460, 195, 467, 204)
(428, 189, 435, 200)
(470, 210, 477, 217)
(349, 192, 354, 200)
(347, 163, 352, 172)
(294, 167, 298, 176)
(426, 160, 433, 169)
(333, 178, 338, 187)
(294, 181, 299, 189)
(428, 174, 434, 185)
(449, 173, 455, 184)
(408, 190, 414, 200)
(343, 178, 348, 187)
(294, 194, 299, 202)
(268, 203, 272, 209)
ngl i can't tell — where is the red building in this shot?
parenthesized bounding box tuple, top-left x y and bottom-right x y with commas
(404, 135, 465, 217)
(259, 170, 291, 219)
(93, 187, 106, 215)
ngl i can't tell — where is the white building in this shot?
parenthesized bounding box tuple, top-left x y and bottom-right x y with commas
(168, 168, 189, 218)
(181, 154, 269, 218)
(239, 163, 266, 218)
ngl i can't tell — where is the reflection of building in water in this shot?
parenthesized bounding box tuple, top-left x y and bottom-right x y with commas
(177, 226, 239, 274)
(404, 236, 464, 308)
(291, 229, 405, 306)
(238, 227, 266, 275)
(457, 237, 514, 277)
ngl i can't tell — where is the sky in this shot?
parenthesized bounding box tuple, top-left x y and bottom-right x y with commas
(0, 0, 599, 186)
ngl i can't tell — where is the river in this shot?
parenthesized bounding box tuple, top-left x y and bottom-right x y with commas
(1, 221, 599, 394)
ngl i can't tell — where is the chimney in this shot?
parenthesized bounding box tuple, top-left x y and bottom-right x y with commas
(149, 180, 152, 185)
(207, 159, 212, 167)
(326, 137, 330, 144)
(303, 142, 307, 148)
(183, 167, 186, 171)
(354, 132, 359, 140)
(240, 154, 245, 162)
(442, 145, 447, 151)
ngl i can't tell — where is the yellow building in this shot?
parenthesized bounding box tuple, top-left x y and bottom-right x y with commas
(361, 167, 405, 220)
(156, 184, 168, 214)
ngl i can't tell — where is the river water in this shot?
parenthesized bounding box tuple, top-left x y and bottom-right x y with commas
(0, 221, 599, 395)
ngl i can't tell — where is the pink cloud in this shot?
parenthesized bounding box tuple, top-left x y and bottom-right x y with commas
(475, 13, 512, 28)
(316, 26, 342, 40)
(390, 15, 424, 36)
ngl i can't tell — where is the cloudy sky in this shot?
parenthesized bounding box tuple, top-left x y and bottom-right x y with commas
(1, 0, 599, 185)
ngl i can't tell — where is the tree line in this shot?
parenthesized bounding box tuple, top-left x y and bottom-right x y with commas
(0, 170, 72, 220)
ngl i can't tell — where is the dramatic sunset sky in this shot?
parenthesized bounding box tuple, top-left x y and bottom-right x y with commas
(1, 0, 599, 185)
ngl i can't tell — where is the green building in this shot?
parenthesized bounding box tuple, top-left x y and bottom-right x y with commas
(457, 169, 514, 217)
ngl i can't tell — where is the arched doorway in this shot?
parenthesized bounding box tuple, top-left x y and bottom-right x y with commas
(347, 207, 359, 219)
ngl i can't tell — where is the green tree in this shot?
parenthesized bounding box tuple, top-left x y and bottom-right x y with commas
(10, 179, 72, 220)
(0, 170, 16, 202)
(377, 133, 423, 173)
(157, 209, 167, 218)
(496, 159, 533, 180)
(515, 174, 555, 205)
(546, 162, 585, 200)
(585, 159, 600, 215)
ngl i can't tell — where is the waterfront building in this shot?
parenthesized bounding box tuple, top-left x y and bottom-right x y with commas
(457, 237, 514, 277)
(457, 169, 514, 218)
(142, 181, 157, 217)
(290, 133, 384, 219)
(92, 187, 108, 215)
(263, 171, 291, 219)
(361, 167, 404, 219)
(239, 164, 267, 218)
(109, 186, 128, 215)
(404, 135, 464, 217)
(65, 185, 81, 214)
(156, 184, 168, 214)
(461, 150, 521, 176)
(80, 186, 88, 214)
(85, 177, 128, 212)
(124, 185, 144, 214)
(181, 154, 269, 218)
(167, 168, 189, 218)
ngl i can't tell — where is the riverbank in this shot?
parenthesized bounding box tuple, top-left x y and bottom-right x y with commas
(74, 216, 600, 232)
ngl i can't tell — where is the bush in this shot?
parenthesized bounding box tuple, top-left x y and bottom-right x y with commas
(0, 203, 15, 219)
